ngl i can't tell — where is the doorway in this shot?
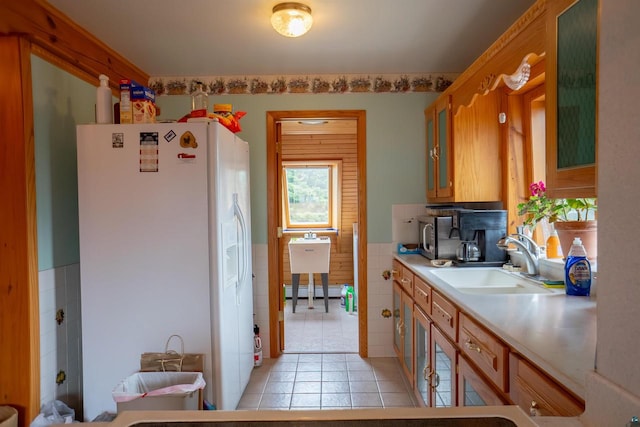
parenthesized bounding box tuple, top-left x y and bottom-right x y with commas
(266, 110, 368, 357)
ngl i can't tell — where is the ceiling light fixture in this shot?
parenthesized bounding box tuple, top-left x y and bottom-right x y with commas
(271, 2, 313, 38)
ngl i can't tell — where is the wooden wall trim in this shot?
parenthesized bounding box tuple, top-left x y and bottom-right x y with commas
(355, 112, 367, 357)
(266, 110, 368, 358)
(0, 36, 40, 427)
(0, 0, 148, 90)
(445, 0, 547, 113)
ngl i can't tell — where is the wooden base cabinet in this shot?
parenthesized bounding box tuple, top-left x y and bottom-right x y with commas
(458, 356, 508, 407)
(398, 258, 585, 415)
(509, 353, 584, 416)
(414, 306, 432, 406)
(431, 324, 458, 407)
(393, 282, 414, 385)
(413, 305, 458, 408)
(458, 313, 509, 393)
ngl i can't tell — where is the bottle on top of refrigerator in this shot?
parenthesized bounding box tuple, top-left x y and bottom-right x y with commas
(564, 237, 592, 296)
(191, 82, 208, 114)
(96, 74, 113, 124)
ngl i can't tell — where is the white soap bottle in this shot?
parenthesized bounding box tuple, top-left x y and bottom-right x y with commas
(96, 74, 113, 124)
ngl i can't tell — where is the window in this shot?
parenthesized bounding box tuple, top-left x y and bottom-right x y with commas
(282, 160, 340, 229)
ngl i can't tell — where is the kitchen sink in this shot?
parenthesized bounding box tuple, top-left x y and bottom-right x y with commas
(430, 267, 557, 295)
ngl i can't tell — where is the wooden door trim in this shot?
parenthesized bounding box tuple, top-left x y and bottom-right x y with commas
(0, 36, 40, 426)
(266, 110, 367, 358)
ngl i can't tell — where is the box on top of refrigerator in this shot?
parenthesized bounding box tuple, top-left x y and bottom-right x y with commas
(132, 83, 156, 124)
(119, 79, 134, 124)
(119, 79, 156, 124)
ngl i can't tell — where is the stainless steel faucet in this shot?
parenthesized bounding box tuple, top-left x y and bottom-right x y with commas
(496, 233, 541, 276)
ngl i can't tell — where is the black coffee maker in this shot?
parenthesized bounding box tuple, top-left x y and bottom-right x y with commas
(452, 209, 508, 266)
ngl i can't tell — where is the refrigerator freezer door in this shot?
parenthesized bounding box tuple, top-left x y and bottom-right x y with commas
(207, 124, 254, 410)
(77, 123, 214, 420)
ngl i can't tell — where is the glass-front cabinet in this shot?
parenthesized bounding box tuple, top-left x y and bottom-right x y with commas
(392, 282, 413, 384)
(425, 95, 453, 202)
(393, 283, 401, 354)
(414, 306, 432, 406)
(431, 325, 457, 407)
(546, 0, 598, 197)
(403, 296, 413, 379)
(458, 356, 506, 407)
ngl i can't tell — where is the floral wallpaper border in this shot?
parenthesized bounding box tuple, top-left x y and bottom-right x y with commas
(148, 73, 459, 96)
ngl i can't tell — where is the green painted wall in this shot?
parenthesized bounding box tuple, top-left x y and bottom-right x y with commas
(31, 55, 95, 271)
(158, 92, 435, 243)
(30, 54, 435, 269)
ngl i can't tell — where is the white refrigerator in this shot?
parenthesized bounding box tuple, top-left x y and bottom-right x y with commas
(76, 121, 253, 420)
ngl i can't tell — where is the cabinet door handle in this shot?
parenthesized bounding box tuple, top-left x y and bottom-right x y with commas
(391, 269, 399, 279)
(396, 320, 405, 337)
(430, 372, 440, 390)
(465, 339, 482, 353)
(529, 400, 540, 417)
(423, 365, 433, 381)
(433, 146, 439, 159)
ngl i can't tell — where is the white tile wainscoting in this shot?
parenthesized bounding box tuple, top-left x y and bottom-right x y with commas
(38, 263, 83, 413)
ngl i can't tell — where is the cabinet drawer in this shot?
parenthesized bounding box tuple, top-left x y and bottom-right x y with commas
(431, 290, 457, 341)
(401, 266, 414, 294)
(509, 353, 584, 417)
(458, 313, 509, 393)
(413, 275, 431, 315)
(392, 260, 403, 283)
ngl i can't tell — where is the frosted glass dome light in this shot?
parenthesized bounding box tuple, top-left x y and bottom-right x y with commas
(271, 2, 313, 38)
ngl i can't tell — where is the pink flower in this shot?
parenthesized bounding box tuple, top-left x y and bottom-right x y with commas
(529, 181, 546, 197)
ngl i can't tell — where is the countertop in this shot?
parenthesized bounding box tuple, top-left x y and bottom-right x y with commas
(394, 254, 597, 400)
(104, 407, 542, 427)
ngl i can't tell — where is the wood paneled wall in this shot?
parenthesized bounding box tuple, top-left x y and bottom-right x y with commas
(280, 132, 358, 288)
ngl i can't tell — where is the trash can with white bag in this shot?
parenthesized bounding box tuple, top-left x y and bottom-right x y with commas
(112, 371, 205, 412)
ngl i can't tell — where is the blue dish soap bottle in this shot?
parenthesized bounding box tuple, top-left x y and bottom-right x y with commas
(564, 237, 592, 296)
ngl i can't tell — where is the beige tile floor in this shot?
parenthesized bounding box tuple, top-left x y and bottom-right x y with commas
(284, 297, 359, 353)
(239, 299, 416, 410)
(237, 353, 417, 410)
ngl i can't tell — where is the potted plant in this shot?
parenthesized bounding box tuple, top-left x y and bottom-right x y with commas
(518, 181, 597, 259)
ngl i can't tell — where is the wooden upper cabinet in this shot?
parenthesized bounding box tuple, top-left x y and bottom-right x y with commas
(425, 105, 437, 200)
(452, 90, 503, 202)
(425, 89, 503, 204)
(545, 0, 598, 198)
(423, 0, 550, 205)
(426, 96, 453, 202)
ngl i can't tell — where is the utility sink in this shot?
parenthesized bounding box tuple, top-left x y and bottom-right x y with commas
(430, 267, 557, 295)
(288, 237, 331, 274)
